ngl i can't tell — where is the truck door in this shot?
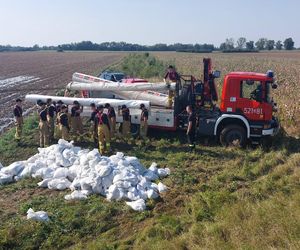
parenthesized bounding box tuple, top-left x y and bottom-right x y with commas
(238, 80, 266, 121)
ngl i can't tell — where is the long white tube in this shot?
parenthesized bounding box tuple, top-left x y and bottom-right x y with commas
(25, 94, 150, 110)
(67, 81, 175, 92)
(70, 73, 171, 107)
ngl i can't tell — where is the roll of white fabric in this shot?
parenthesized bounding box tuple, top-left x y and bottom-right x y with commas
(25, 94, 151, 110)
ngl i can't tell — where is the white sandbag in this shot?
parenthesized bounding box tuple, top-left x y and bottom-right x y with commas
(47, 178, 71, 190)
(150, 183, 159, 192)
(32, 167, 54, 179)
(157, 168, 171, 178)
(147, 189, 159, 199)
(138, 189, 148, 200)
(106, 184, 120, 201)
(0, 173, 13, 185)
(65, 190, 88, 201)
(53, 168, 69, 179)
(87, 149, 101, 160)
(102, 173, 114, 190)
(1, 161, 25, 176)
(91, 177, 103, 194)
(127, 187, 140, 201)
(149, 162, 158, 174)
(158, 182, 168, 193)
(96, 165, 112, 177)
(143, 170, 159, 181)
(57, 139, 73, 148)
(126, 199, 146, 211)
(37, 178, 51, 188)
(27, 208, 49, 222)
(70, 177, 81, 191)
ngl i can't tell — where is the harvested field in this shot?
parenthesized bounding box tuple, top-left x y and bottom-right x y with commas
(0, 51, 126, 132)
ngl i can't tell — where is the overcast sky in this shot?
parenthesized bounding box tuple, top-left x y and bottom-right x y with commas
(0, 0, 299, 47)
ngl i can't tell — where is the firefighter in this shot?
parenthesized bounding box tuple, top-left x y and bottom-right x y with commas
(164, 65, 180, 82)
(70, 100, 83, 141)
(46, 98, 56, 142)
(164, 65, 180, 108)
(120, 105, 131, 141)
(38, 101, 49, 148)
(105, 103, 116, 139)
(56, 100, 64, 114)
(55, 100, 64, 138)
(13, 98, 23, 142)
(139, 103, 149, 140)
(58, 104, 70, 141)
(96, 105, 111, 154)
(186, 105, 196, 150)
(88, 103, 98, 144)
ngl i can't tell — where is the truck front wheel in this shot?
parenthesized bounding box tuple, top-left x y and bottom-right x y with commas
(220, 125, 246, 147)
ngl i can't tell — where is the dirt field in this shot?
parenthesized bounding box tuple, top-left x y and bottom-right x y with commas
(0, 51, 126, 132)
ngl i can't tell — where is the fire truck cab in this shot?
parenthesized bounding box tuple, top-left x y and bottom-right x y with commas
(195, 68, 279, 146)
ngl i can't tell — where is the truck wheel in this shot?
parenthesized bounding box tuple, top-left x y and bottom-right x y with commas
(220, 125, 246, 147)
(130, 124, 140, 138)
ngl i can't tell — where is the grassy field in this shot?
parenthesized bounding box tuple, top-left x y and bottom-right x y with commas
(1, 51, 300, 249)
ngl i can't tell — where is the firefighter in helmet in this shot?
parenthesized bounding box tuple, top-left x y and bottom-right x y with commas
(96, 105, 111, 154)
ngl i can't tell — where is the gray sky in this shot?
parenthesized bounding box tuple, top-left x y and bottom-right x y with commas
(0, 0, 299, 47)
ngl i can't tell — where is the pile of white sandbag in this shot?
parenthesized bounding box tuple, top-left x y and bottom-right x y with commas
(0, 140, 170, 211)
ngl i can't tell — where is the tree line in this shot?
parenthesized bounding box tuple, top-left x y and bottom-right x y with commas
(220, 37, 295, 51)
(0, 38, 296, 52)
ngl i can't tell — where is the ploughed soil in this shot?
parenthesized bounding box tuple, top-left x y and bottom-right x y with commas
(0, 51, 126, 132)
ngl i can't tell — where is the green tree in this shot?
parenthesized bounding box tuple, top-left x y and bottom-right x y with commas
(255, 38, 267, 50)
(236, 37, 247, 49)
(266, 40, 275, 50)
(225, 38, 235, 49)
(246, 41, 254, 50)
(275, 40, 283, 50)
(284, 38, 294, 50)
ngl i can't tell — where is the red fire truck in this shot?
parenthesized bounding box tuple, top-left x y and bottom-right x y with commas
(74, 58, 279, 146)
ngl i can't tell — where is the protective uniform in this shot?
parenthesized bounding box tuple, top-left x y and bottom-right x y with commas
(38, 106, 49, 148)
(140, 108, 149, 140)
(55, 102, 63, 138)
(70, 105, 83, 140)
(13, 104, 23, 141)
(96, 111, 111, 154)
(121, 108, 131, 140)
(47, 103, 56, 141)
(187, 111, 196, 149)
(107, 106, 116, 139)
(164, 67, 180, 108)
(58, 111, 70, 141)
(89, 109, 98, 143)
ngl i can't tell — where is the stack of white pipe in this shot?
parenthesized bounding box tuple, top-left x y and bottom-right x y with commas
(71, 72, 171, 107)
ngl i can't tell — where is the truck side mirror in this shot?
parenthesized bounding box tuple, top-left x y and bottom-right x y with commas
(212, 70, 221, 78)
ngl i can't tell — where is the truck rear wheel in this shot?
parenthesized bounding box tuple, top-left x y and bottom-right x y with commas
(220, 125, 246, 147)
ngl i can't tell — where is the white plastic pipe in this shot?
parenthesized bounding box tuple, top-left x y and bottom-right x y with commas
(71, 73, 171, 107)
(68, 81, 176, 91)
(25, 94, 150, 110)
